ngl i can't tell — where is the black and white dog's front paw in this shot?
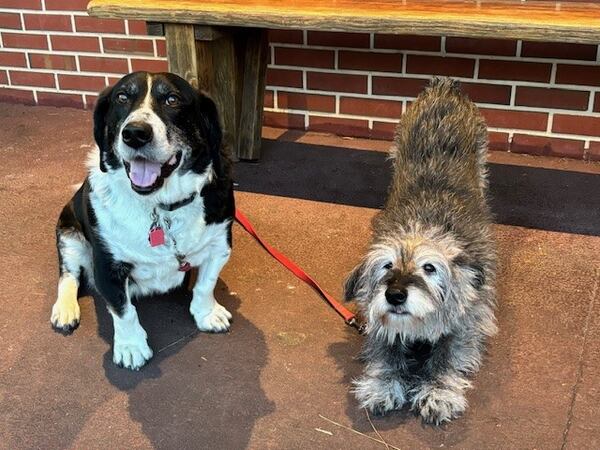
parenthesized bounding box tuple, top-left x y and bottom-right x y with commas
(50, 275, 81, 334)
(113, 338, 153, 371)
(190, 297, 232, 333)
(353, 374, 406, 416)
(410, 378, 470, 424)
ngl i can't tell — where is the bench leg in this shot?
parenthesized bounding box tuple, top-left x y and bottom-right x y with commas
(236, 29, 268, 161)
(164, 24, 199, 88)
(163, 24, 267, 161)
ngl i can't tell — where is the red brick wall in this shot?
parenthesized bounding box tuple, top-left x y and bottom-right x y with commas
(1, 1, 599, 161)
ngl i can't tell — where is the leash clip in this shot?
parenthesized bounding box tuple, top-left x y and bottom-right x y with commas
(345, 317, 366, 334)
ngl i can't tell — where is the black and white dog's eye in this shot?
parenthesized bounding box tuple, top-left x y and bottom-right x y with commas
(116, 92, 128, 104)
(166, 94, 180, 107)
(423, 263, 436, 274)
(383, 262, 393, 270)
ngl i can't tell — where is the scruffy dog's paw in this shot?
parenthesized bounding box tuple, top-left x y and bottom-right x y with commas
(411, 385, 468, 425)
(353, 375, 406, 416)
(191, 300, 232, 333)
(113, 339, 153, 371)
(50, 296, 81, 334)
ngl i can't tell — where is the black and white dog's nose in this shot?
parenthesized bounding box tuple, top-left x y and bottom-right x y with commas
(122, 122, 153, 148)
(385, 288, 407, 306)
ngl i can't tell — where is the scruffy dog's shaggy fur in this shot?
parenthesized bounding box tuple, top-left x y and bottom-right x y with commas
(344, 78, 497, 424)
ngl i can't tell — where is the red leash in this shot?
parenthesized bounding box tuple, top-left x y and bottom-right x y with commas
(234, 209, 361, 330)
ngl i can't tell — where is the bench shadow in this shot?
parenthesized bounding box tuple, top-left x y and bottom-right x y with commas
(235, 139, 600, 236)
(90, 277, 275, 448)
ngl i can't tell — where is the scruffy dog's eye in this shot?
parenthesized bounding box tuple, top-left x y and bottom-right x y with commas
(116, 92, 128, 104)
(383, 262, 393, 270)
(166, 94, 180, 107)
(423, 263, 436, 274)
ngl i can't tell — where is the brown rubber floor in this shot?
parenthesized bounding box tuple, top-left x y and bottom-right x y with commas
(0, 104, 599, 449)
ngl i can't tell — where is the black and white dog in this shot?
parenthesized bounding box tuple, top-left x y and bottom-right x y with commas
(51, 72, 235, 370)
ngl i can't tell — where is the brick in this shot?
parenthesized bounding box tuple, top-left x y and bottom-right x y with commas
(511, 134, 585, 159)
(338, 51, 402, 73)
(24, 13, 72, 31)
(0, 70, 7, 85)
(446, 37, 517, 56)
(84, 94, 98, 109)
(308, 115, 369, 138)
(127, 20, 148, 35)
(480, 108, 548, 131)
(156, 39, 167, 57)
(75, 16, 126, 34)
(406, 55, 475, 78)
(552, 114, 600, 136)
(45, 0, 88, 10)
(371, 121, 397, 140)
(51, 35, 99, 52)
(103, 38, 154, 55)
(37, 91, 84, 108)
(107, 76, 122, 85)
(0, 87, 35, 105)
(307, 31, 370, 48)
(461, 82, 511, 105)
(277, 92, 335, 113)
(269, 29, 303, 44)
(374, 34, 440, 52)
(0, 12, 21, 29)
(130, 58, 168, 72)
(595, 94, 600, 113)
(58, 74, 106, 91)
(478, 60, 552, 83)
(29, 53, 76, 70)
(521, 41, 597, 61)
(515, 87, 589, 111)
(3, 33, 47, 50)
(307, 72, 367, 94)
(10, 70, 55, 88)
(0, 51, 27, 67)
(555, 64, 600, 87)
(340, 97, 402, 118)
(274, 47, 334, 69)
(488, 131, 510, 151)
(263, 111, 305, 129)
(372, 76, 428, 97)
(264, 90, 274, 108)
(265, 68, 303, 88)
(79, 56, 128, 74)
(0, 0, 41, 8)
(587, 141, 600, 161)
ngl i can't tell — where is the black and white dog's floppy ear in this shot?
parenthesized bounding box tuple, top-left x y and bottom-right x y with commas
(195, 91, 224, 174)
(93, 85, 113, 173)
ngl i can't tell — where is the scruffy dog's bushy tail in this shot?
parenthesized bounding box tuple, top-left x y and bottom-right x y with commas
(391, 77, 489, 190)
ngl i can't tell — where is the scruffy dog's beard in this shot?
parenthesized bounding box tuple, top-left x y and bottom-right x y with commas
(344, 78, 497, 425)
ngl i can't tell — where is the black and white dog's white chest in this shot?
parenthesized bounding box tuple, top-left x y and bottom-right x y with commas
(89, 181, 231, 297)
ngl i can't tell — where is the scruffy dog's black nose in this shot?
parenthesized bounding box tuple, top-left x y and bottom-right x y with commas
(122, 122, 153, 148)
(385, 288, 407, 306)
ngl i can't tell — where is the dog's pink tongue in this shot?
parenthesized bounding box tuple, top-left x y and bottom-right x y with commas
(129, 159, 161, 187)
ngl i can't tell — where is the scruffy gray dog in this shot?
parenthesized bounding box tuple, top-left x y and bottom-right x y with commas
(344, 78, 497, 425)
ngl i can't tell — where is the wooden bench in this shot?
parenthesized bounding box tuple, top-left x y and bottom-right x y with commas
(88, 0, 600, 160)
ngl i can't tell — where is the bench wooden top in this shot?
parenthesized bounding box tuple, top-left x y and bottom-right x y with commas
(88, 0, 600, 44)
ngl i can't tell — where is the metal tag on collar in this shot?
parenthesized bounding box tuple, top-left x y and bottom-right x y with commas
(149, 210, 165, 247)
(176, 254, 191, 272)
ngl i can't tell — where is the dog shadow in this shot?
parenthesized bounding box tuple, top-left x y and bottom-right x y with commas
(88, 276, 275, 448)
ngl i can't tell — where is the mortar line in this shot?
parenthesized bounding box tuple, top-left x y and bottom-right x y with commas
(560, 268, 599, 450)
